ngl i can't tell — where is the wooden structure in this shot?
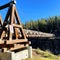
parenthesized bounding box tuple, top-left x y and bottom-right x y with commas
(0, 16, 3, 34)
(0, 0, 29, 52)
(24, 29, 55, 38)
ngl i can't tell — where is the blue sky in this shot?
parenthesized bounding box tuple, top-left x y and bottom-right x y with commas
(0, 0, 60, 23)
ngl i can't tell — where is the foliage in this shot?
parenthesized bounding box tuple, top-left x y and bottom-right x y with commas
(23, 16, 60, 33)
(25, 48, 60, 60)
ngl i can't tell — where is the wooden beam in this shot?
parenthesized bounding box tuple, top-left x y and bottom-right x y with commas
(6, 39, 28, 44)
(3, 6, 11, 27)
(14, 7, 21, 24)
(0, 44, 14, 48)
(19, 28, 27, 39)
(0, 1, 15, 10)
(0, 31, 5, 40)
(0, 16, 3, 39)
(0, 41, 4, 44)
(10, 45, 28, 51)
(14, 28, 19, 39)
(13, 24, 22, 28)
(0, 16, 3, 25)
(9, 5, 15, 40)
(10, 5, 15, 24)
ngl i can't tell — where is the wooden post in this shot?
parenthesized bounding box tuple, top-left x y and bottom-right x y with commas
(0, 16, 3, 41)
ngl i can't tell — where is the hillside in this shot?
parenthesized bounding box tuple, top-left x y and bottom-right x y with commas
(25, 48, 60, 60)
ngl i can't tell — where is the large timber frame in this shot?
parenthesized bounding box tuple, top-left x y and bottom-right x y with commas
(0, 0, 29, 52)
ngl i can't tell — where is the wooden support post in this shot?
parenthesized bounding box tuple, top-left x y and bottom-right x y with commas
(14, 28, 18, 39)
(9, 5, 15, 40)
(0, 16, 3, 41)
(1, 31, 5, 40)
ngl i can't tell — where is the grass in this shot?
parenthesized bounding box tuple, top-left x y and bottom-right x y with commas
(25, 48, 60, 60)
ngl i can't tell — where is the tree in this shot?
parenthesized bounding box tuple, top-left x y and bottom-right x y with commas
(23, 16, 60, 33)
(38, 19, 47, 32)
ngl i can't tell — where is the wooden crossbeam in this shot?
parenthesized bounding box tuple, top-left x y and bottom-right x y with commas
(0, 1, 15, 10)
(0, 41, 4, 44)
(0, 44, 14, 48)
(10, 46, 28, 51)
(13, 24, 22, 28)
(6, 39, 28, 44)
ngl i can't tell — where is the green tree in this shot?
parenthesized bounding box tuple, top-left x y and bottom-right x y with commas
(38, 19, 47, 32)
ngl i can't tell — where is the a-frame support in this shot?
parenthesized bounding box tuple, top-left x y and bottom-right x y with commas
(0, 1, 29, 52)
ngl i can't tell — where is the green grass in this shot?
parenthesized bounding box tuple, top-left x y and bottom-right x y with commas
(25, 48, 60, 60)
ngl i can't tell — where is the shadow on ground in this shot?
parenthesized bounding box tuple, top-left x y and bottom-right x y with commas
(27, 37, 60, 55)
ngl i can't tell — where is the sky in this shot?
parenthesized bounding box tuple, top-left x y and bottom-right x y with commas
(0, 0, 60, 23)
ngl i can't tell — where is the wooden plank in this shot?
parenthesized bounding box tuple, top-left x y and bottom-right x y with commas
(10, 44, 28, 51)
(14, 28, 19, 39)
(0, 16, 3, 25)
(0, 1, 15, 10)
(0, 16, 3, 39)
(13, 24, 22, 28)
(10, 5, 15, 24)
(0, 41, 4, 44)
(0, 31, 5, 40)
(6, 39, 28, 44)
(0, 44, 14, 48)
(14, 7, 21, 24)
(9, 5, 15, 40)
(20, 27, 27, 39)
(3, 6, 11, 26)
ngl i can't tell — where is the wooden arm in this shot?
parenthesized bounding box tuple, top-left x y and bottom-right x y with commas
(0, 1, 15, 10)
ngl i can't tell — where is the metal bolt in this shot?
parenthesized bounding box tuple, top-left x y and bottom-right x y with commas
(12, 0, 16, 4)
